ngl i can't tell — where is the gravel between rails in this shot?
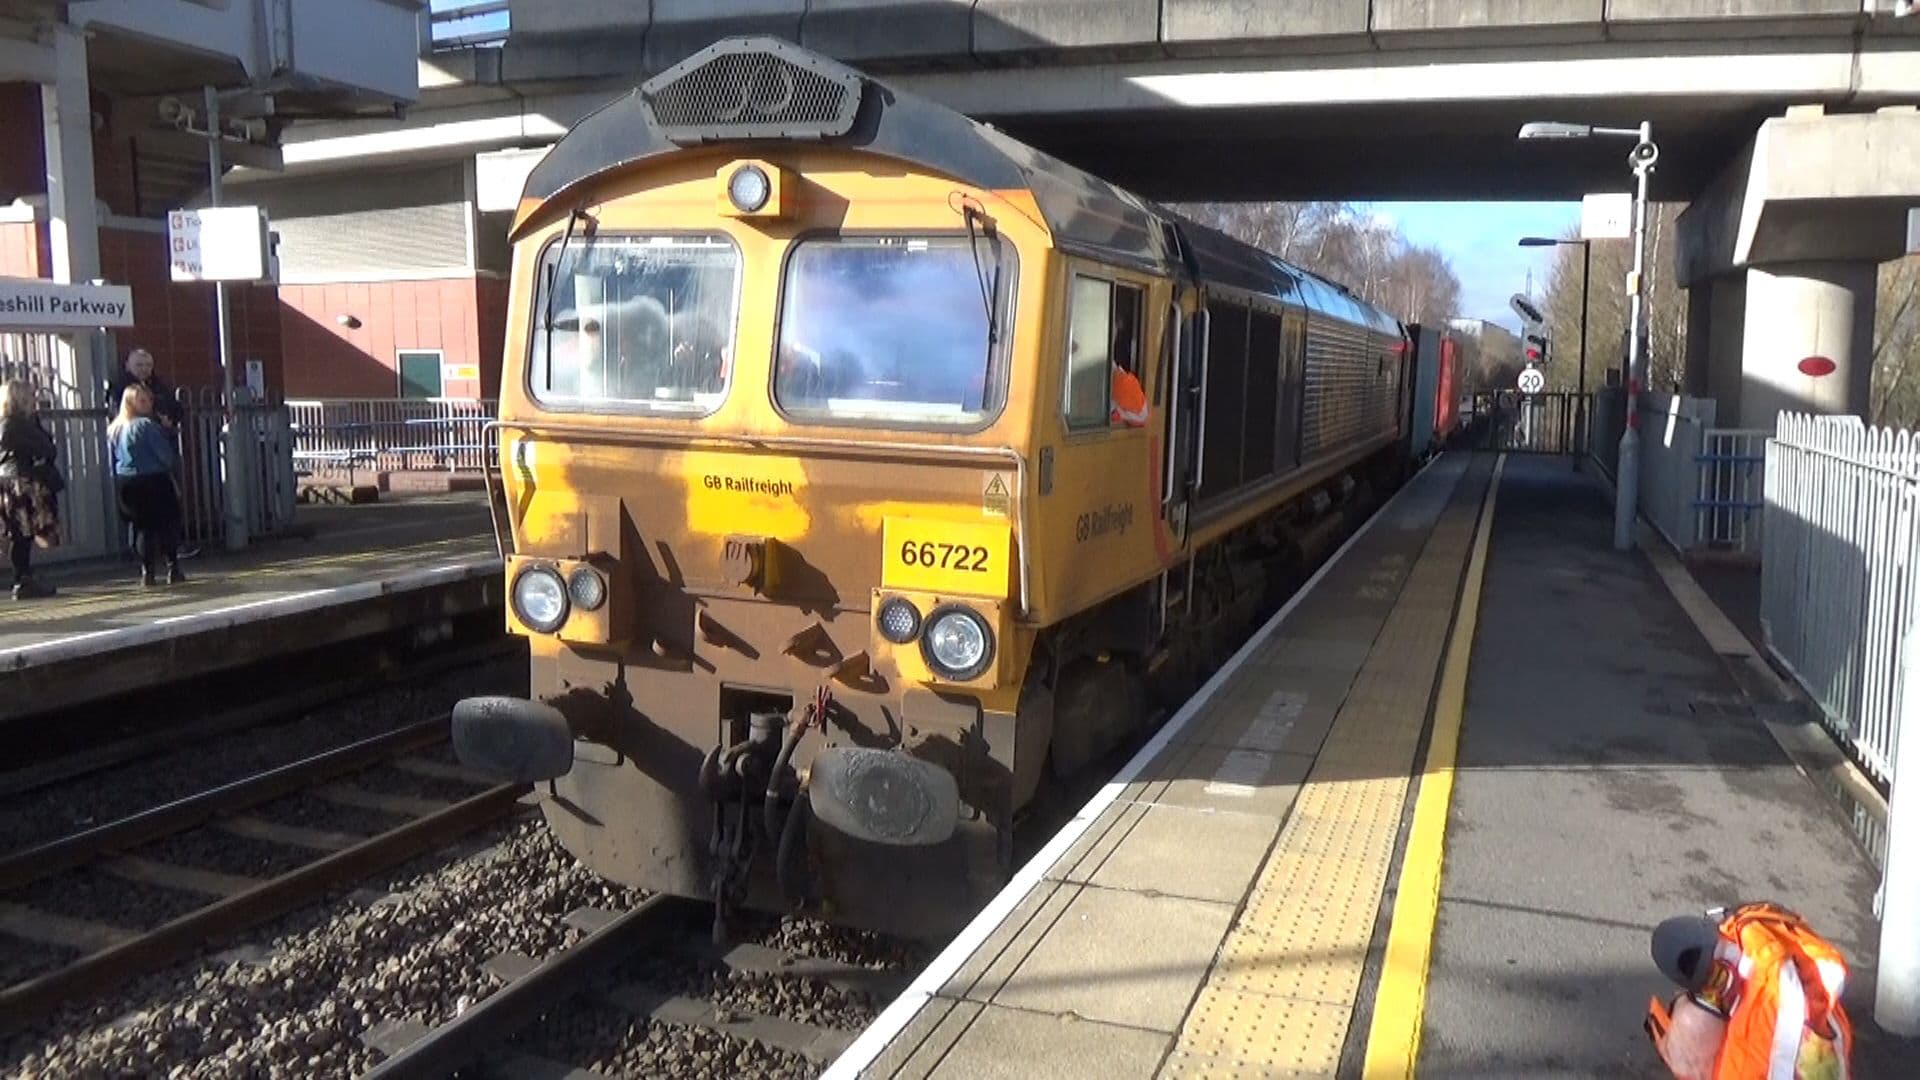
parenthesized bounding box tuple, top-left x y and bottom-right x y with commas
(136, 830, 323, 879)
(0, 937, 76, 990)
(1, 815, 640, 1078)
(246, 790, 413, 838)
(7, 866, 209, 933)
(342, 764, 493, 805)
(0, 660, 525, 854)
(2, 802, 937, 1079)
(507, 908, 932, 1079)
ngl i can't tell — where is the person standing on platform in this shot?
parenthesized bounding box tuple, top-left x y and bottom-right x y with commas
(109, 384, 185, 587)
(104, 348, 196, 560)
(0, 380, 62, 599)
(104, 348, 184, 429)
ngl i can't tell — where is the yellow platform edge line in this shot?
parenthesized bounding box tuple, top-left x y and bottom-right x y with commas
(1360, 452, 1505, 1080)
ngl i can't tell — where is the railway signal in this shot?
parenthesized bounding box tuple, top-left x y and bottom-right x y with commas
(1524, 330, 1550, 366)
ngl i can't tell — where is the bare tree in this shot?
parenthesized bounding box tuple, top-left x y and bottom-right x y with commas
(1170, 201, 1463, 327)
(1871, 256, 1920, 426)
(1536, 203, 1688, 395)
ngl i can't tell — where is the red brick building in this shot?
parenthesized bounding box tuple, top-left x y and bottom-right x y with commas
(234, 161, 507, 401)
(0, 84, 283, 401)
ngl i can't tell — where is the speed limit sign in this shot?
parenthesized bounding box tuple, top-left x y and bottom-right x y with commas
(1517, 366, 1546, 394)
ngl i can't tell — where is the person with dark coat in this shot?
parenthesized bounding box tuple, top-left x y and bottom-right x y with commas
(109, 384, 185, 587)
(104, 348, 185, 428)
(0, 379, 61, 598)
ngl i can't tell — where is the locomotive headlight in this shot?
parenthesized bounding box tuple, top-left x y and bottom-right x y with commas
(727, 164, 771, 213)
(921, 605, 993, 681)
(567, 566, 607, 611)
(512, 565, 569, 633)
(877, 597, 921, 644)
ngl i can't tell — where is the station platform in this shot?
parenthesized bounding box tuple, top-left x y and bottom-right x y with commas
(0, 493, 501, 720)
(831, 453, 1915, 1079)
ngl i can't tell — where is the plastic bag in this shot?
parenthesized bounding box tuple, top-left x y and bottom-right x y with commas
(1648, 993, 1728, 1080)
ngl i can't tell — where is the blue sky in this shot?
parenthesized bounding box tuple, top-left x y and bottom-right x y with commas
(1373, 201, 1581, 330)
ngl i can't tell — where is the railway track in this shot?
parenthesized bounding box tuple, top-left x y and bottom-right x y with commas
(0, 636, 520, 801)
(0, 715, 525, 1035)
(360, 896, 911, 1079)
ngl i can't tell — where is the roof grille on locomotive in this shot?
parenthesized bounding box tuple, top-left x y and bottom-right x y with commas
(641, 39, 865, 143)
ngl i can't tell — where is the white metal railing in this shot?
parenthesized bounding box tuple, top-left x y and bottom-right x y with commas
(1694, 428, 1770, 557)
(35, 396, 297, 561)
(1762, 412, 1907, 785)
(288, 398, 497, 475)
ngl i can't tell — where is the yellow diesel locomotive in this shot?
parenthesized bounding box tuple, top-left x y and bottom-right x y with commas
(455, 38, 1415, 937)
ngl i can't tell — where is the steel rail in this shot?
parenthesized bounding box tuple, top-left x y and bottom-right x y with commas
(0, 782, 527, 1036)
(362, 894, 698, 1079)
(0, 715, 451, 893)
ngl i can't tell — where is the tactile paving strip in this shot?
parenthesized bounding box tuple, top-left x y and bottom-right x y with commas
(1160, 459, 1490, 1079)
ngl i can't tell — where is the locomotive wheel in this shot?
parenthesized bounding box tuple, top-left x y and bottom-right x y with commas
(1048, 655, 1146, 781)
(1012, 675, 1055, 810)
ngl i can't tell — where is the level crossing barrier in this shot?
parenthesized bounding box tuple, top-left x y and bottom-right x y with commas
(287, 399, 497, 477)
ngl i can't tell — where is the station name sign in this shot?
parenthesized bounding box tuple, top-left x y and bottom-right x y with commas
(0, 279, 134, 329)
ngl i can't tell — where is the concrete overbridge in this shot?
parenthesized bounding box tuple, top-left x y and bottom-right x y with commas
(237, 0, 1920, 422)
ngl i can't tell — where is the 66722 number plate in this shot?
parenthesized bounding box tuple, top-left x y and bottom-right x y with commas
(880, 517, 1012, 597)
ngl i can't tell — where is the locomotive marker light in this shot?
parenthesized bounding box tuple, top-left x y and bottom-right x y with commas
(877, 596, 923, 644)
(567, 566, 607, 611)
(729, 164, 770, 212)
(1520, 118, 1659, 551)
(512, 564, 570, 633)
(719, 160, 788, 219)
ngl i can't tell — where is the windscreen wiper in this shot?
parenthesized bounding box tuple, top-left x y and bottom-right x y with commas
(960, 202, 1000, 346)
(540, 210, 593, 394)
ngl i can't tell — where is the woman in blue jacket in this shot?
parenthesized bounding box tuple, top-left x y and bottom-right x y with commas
(109, 384, 185, 586)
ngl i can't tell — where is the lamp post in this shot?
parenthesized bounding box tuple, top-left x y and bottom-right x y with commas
(1519, 120, 1658, 552)
(1520, 236, 1591, 469)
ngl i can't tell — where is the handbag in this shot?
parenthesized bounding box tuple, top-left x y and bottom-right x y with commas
(27, 458, 65, 496)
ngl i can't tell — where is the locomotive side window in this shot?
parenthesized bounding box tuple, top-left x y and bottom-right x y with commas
(528, 234, 740, 413)
(1063, 275, 1144, 430)
(775, 236, 1013, 427)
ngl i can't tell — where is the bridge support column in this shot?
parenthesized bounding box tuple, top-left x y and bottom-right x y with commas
(1686, 260, 1876, 426)
(39, 21, 110, 408)
(1676, 106, 1920, 429)
(1739, 261, 1875, 424)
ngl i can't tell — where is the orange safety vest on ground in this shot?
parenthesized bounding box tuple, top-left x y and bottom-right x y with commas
(1110, 364, 1148, 427)
(1648, 903, 1852, 1080)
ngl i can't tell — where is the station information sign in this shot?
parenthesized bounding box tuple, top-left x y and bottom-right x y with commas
(169, 207, 273, 283)
(1582, 193, 1633, 241)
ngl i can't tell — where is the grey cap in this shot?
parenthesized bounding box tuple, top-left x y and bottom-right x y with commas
(1652, 914, 1722, 990)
